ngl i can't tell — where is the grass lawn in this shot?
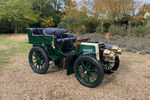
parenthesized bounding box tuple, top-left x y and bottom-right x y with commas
(0, 34, 31, 71)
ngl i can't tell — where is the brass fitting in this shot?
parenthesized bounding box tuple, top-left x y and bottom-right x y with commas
(116, 48, 122, 54)
(103, 49, 111, 56)
(111, 45, 119, 51)
(111, 45, 122, 55)
(103, 49, 115, 61)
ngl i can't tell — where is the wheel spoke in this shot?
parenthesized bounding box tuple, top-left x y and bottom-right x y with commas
(39, 65, 42, 69)
(38, 65, 41, 69)
(33, 61, 37, 64)
(87, 74, 90, 82)
(35, 63, 38, 68)
(79, 70, 84, 74)
(88, 62, 93, 69)
(91, 71, 98, 76)
(90, 67, 97, 71)
(81, 62, 86, 69)
(31, 50, 46, 70)
(34, 53, 38, 58)
(37, 65, 39, 69)
(85, 60, 90, 67)
(83, 73, 87, 79)
(90, 74, 95, 82)
(108, 63, 113, 68)
(33, 57, 36, 60)
(78, 65, 84, 70)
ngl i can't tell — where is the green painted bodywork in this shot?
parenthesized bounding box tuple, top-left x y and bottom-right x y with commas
(27, 29, 53, 44)
(78, 45, 96, 58)
(27, 29, 105, 75)
(78, 41, 104, 58)
(27, 29, 76, 75)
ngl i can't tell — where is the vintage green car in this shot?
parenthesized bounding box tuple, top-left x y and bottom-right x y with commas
(27, 28, 122, 88)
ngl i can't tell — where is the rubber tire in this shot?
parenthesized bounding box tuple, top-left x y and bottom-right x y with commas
(111, 56, 120, 71)
(29, 46, 49, 74)
(74, 55, 104, 88)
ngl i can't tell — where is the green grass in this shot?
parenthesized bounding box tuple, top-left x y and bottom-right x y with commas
(0, 34, 31, 71)
(12, 67, 21, 73)
(144, 74, 150, 79)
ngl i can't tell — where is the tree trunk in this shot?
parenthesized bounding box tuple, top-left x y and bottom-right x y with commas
(26, 23, 29, 28)
(15, 23, 18, 33)
(128, 21, 132, 36)
(101, 21, 104, 34)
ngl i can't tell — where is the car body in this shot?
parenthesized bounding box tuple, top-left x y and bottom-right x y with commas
(27, 28, 122, 88)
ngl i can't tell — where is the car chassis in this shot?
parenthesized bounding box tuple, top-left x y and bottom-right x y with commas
(27, 28, 122, 88)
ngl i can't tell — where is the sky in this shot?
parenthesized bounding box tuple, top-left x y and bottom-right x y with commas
(75, 0, 150, 4)
(75, 0, 150, 14)
(143, 0, 150, 4)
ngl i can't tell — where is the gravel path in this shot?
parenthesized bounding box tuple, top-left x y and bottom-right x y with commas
(0, 52, 150, 100)
(0, 34, 150, 100)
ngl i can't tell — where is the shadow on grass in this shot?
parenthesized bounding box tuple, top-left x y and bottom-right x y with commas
(100, 59, 132, 87)
(47, 68, 62, 74)
(47, 63, 62, 74)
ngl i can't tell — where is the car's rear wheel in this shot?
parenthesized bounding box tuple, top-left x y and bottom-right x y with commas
(74, 55, 104, 88)
(29, 46, 49, 74)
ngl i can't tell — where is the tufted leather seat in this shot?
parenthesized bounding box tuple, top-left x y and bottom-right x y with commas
(27, 28, 77, 53)
(43, 28, 77, 54)
(27, 28, 77, 56)
(43, 28, 68, 38)
(29, 28, 44, 36)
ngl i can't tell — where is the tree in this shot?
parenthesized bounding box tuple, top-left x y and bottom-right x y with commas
(62, 0, 78, 20)
(138, 3, 150, 16)
(31, 0, 67, 26)
(41, 17, 54, 27)
(0, 0, 39, 33)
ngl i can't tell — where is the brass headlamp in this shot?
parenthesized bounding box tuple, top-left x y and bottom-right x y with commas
(103, 49, 115, 61)
(103, 49, 111, 56)
(111, 45, 122, 54)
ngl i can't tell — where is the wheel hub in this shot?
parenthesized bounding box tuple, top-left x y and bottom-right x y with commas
(84, 71, 87, 74)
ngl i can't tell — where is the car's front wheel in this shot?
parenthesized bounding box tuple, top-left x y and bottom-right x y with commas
(74, 55, 104, 88)
(103, 56, 120, 74)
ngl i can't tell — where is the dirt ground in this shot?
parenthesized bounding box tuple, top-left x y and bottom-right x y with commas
(6, 34, 28, 41)
(0, 35, 150, 100)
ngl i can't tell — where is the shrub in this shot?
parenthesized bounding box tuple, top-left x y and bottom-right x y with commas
(59, 15, 100, 34)
(59, 16, 87, 34)
(108, 25, 127, 36)
(96, 24, 104, 34)
(83, 17, 99, 33)
(132, 25, 149, 37)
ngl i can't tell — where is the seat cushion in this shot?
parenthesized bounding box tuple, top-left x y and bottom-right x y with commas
(61, 40, 74, 53)
(43, 28, 68, 38)
(27, 28, 44, 36)
(57, 33, 77, 53)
